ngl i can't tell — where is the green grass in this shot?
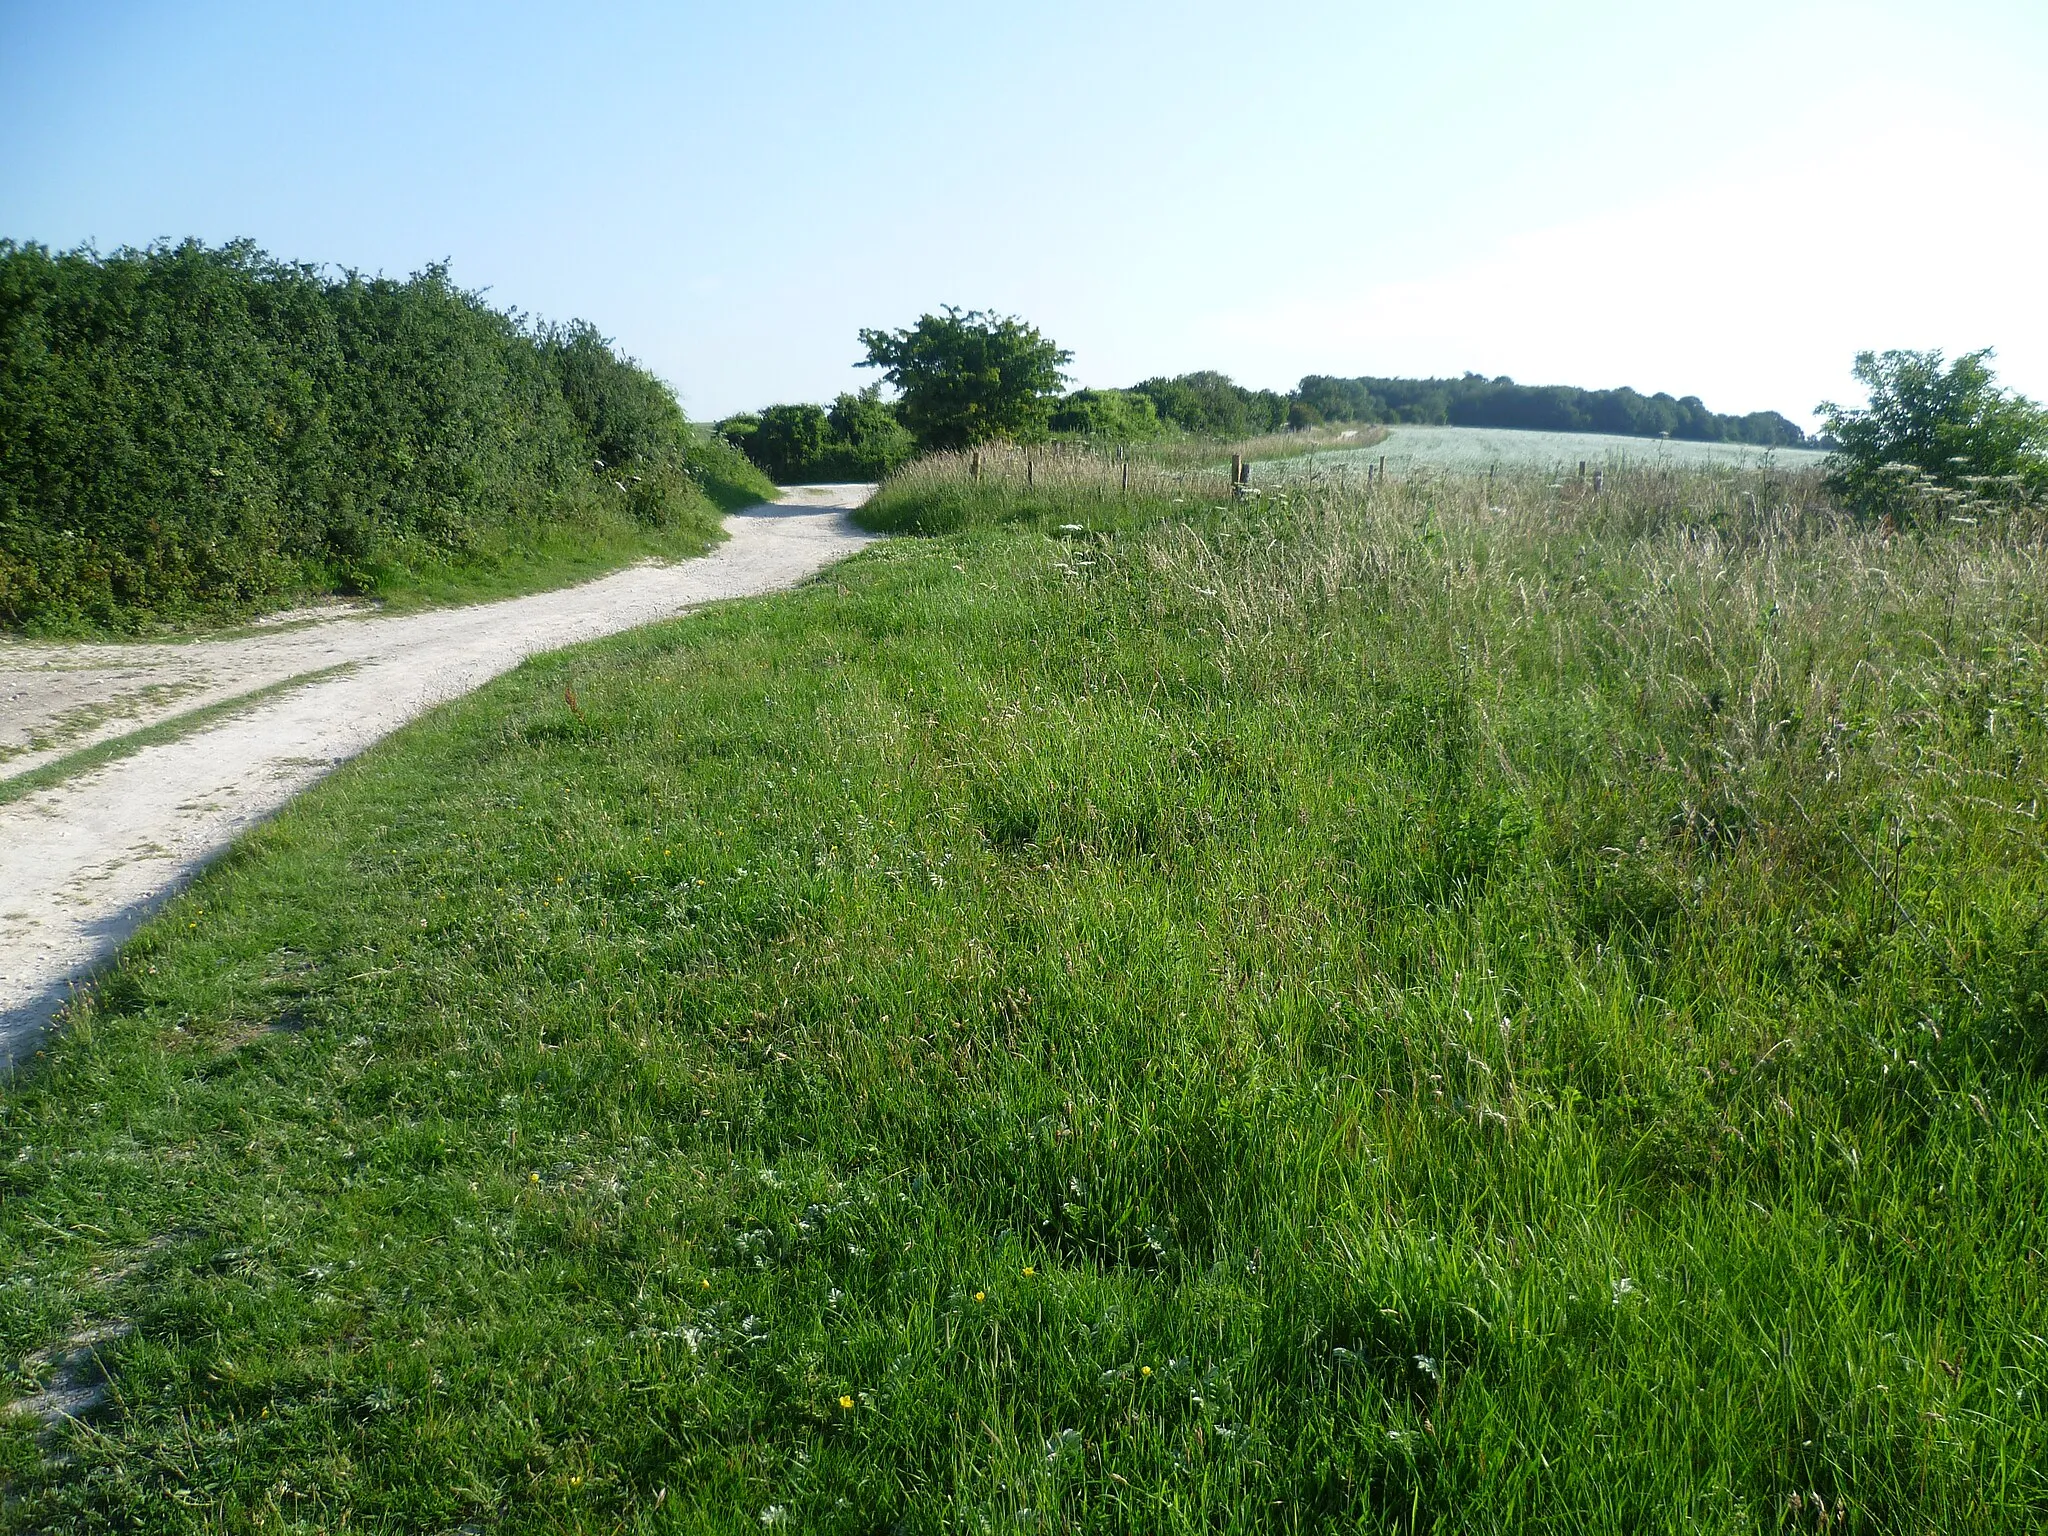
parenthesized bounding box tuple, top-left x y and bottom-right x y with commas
(4, 457, 2047, 1531)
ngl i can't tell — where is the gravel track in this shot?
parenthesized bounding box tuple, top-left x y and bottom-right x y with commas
(0, 487, 876, 1069)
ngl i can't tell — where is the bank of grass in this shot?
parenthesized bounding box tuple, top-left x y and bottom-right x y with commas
(3, 456, 2048, 1530)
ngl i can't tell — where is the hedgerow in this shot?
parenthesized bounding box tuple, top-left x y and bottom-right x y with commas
(0, 239, 770, 631)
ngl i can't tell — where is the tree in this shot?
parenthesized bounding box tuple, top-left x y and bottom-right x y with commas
(1819, 349, 2047, 516)
(857, 308, 1070, 450)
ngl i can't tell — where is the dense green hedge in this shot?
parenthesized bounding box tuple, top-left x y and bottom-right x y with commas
(716, 388, 916, 484)
(0, 239, 772, 632)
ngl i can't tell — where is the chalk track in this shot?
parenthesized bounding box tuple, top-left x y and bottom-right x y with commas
(0, 486, 876, 1069)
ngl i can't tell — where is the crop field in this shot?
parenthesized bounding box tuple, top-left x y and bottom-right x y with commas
(3, 454, 2046, 1531)
(1271, 423, 1830, 479)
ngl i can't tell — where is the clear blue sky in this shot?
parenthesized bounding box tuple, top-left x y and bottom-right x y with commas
(4, 1, 2044, 428)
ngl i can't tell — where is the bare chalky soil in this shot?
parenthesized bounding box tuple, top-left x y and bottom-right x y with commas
(0, 487, 877, 1069)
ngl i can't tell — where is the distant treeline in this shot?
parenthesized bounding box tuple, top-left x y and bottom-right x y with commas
(0, 238, 770, 631)
(1295, 374, 1810, 446)
(1052, 371, 1808, 446)
(727, 366, 1806, 480)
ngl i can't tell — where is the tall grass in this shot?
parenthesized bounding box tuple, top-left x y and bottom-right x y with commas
(3, 453, 2046, 1529)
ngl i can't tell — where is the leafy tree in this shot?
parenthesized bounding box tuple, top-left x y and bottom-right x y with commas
(1047, 388, 1162, 442)
(1818, 349, 2047, 514)
(857, 308, 1070, 449)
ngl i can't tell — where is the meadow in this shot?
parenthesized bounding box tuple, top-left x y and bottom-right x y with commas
(2, 451, 2045, 1531)
(1281, 424, 1829, 479)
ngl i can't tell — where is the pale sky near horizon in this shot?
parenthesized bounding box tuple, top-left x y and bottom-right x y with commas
(3, 1, 2044, 430)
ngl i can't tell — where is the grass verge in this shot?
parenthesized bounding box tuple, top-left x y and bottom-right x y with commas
(2, 459, 2046, 1530)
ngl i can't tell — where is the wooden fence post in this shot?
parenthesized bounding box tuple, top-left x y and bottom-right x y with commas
(1026, 454, 1033, 489)
(971, 451, 981, 481)
(1231, 452, 1244, 499)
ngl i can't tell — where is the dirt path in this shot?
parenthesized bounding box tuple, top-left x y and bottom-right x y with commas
(0, 486, 877, 1069)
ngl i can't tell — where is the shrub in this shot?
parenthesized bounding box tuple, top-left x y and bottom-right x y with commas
(1047, 388, 1163, 443)
(825, 386, 916, 477)
(749, 403, 832, 480)
(1818, 348, 2048, 520)
(1131, 371, 1289, 437)
(717, 387, 915, 483)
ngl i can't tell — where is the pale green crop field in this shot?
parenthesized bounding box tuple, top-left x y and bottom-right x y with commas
(1265, 423, 1830, 477)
